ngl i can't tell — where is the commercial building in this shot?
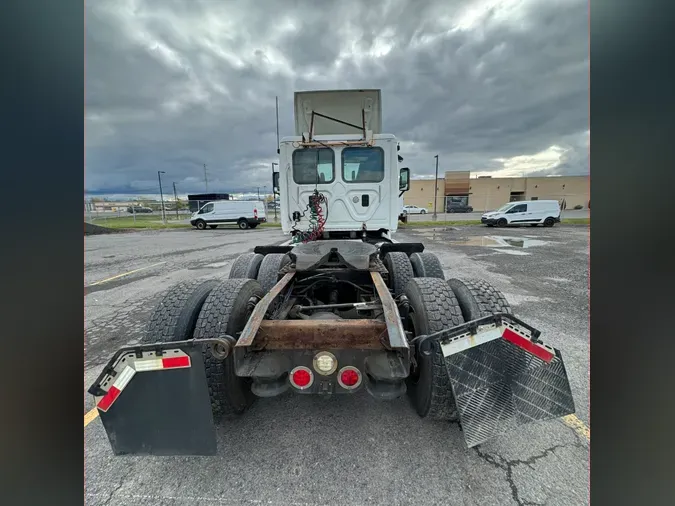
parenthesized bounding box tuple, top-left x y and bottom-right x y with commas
(404, 171, 589, 212)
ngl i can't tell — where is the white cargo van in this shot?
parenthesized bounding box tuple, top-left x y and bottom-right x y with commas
(481, 200, 561, 227)
(190, 200, 267, 230)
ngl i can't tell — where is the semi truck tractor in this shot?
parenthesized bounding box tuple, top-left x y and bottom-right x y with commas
(88, 89, 575, 455)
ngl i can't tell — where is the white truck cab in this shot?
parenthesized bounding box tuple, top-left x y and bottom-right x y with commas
(481, 200, 561, 227)
(274, 90, 409, 241)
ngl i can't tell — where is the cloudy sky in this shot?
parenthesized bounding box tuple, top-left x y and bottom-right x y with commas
(85, 0, 588, 196)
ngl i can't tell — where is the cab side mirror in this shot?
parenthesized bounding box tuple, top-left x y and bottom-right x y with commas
(399, 168, 410, 192)
(273, 172, 280, 194)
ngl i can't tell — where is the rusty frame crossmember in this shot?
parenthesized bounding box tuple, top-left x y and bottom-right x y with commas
(235, 271, 408, 351)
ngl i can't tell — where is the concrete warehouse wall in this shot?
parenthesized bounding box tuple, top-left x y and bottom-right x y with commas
(404, 178, 446, 212)
(403, 174, 589, 212)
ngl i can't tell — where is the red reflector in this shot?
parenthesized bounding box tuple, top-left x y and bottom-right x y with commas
(254, 208, 258, 218)
(292, 369, 311, 387)
(340, 369, 360, 387)
(97, 386, 121, 412)
(502, 327, 554, 362)
(162, 356, 191, 369)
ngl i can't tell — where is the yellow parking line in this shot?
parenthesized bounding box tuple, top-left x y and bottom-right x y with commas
(86, 262, 166, 287)
(84, 407, 99, 427)
(563, 414, 590, 441)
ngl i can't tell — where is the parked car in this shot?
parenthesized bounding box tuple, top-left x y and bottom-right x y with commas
(481, 200, 561, 227)
(127, 206, 153, 213)
(402, 205, 427, 215)
(190, 200, 267, 230)
(446, 202, 473, 213)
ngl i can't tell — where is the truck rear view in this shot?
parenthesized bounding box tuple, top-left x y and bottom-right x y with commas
(88, 89, 575, 456)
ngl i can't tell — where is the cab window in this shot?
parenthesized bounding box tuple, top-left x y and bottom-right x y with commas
(342, 147, 384, 183)
(199, 203, 214, 214)
(292, 148, 334, 184)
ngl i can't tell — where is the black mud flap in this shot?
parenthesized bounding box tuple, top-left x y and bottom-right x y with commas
(89, 344, 217, 456)
(438, 318, 575, 448)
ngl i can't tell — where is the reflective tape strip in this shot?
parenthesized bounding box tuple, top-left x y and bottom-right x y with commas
(441, 326, 503, 357)
(502, 327, 554, 362)
(96, 386, 120, 412)
(134, 355, 191, 371)
(94, 352, 191, 413)
(113, 365, 136, 390)
(162, 355, 190, 369)
(134, 358, 163, 371)
(97, 366, 136, 412)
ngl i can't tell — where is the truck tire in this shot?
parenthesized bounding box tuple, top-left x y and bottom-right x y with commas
(238, 219, 249, 230)
(384, 252, 414, 297)
(410, 252, 445, 279)
(447, 278, 513, 321)
(404, 278, 464, 421)
(544, 217, 555, 227)
(195, 219, 207, 230)
(229, 252, 264, 279)
(144, 279, 220, 344)
(194, 279, 263, 419)
(497, 218, 507, 227)
(256, 253, 290, 293)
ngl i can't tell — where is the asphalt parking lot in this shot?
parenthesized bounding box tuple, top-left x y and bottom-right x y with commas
(84, 224, 589, 506)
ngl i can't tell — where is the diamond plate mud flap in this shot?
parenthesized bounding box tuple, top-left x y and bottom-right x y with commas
(88, 344, 217, 456)
(439, 319, 575, 448)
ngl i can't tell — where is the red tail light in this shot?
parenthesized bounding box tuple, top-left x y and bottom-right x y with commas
(254, 208, 258, 218)
(338, 367, 362, 389)
(289, 366, 313, 390)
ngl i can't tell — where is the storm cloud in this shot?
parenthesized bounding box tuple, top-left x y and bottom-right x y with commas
(85, 0, 588, 195)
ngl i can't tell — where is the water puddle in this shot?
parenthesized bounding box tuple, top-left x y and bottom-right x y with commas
(450, 236, 550, 248)
(417, 228, 460, 242)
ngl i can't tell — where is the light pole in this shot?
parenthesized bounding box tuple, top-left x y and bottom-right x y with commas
(172, 182, 179, 219)
(158, 170, 166, 223)
(433, 155, 439, 221)
(256, 186, 260, 201)
(272, 162, 278, 222)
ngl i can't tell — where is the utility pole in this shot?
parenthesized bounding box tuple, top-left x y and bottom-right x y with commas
(256, 186, 260, 201)
(203, 163, 208, 192)
(433, 155, 439, 221)
(272, 162, 278, 222)
(172, 182, 179, 219)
